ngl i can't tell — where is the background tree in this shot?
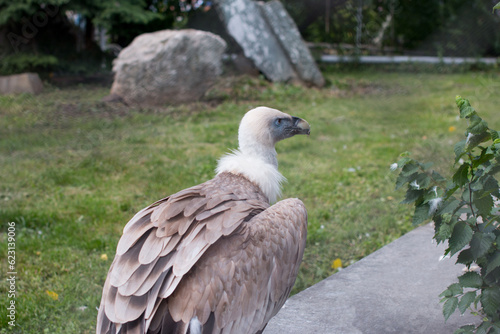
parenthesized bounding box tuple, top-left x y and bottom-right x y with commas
(0, 0, 213, 74)
(392, 0, 499, 56)
(0, 0, 498, 75)
(0, 0, 167, 74)
(277, 0, 499, 56)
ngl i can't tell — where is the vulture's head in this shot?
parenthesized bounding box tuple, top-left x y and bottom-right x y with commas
(238, 107, 310, 154)
(217, 106, 310, 202)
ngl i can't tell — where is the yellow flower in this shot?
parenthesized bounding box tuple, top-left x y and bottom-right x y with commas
(448, 126, 457, 132)
(100, 254, 108, 261)
(332, 258, 343, 270)
(46, 290, 59, 300)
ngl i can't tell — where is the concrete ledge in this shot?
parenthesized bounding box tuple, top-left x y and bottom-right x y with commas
(265, 223, 480, 334)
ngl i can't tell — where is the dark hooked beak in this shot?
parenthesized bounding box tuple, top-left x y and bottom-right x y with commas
(291, 116, 311, 136)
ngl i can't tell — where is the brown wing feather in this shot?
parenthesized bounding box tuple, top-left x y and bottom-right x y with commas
(165, 198, 308, 334)
(96, 173, 270, 334)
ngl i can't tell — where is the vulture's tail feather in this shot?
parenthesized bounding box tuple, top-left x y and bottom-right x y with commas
(201, 313, 215, 334)
(120, 317, 144, 334)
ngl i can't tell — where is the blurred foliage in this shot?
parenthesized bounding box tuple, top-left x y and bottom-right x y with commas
(279, 0, 499, 56)
(0, 0, 498, 75)
(393, 0, 465, 49)
(0, 0, 207, 75)
(0, 53, 58, 75)
(393, 0, 500, 56)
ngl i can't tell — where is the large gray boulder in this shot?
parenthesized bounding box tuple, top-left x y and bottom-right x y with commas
(214, 0, 324, 87)
(215, 0, 296, 83)
(259, 1, 325, 87)
(110, 29, 226, 106)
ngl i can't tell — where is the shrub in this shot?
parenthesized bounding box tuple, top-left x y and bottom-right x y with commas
(394, 96, 500, 333)
(0, 53, 58, 75)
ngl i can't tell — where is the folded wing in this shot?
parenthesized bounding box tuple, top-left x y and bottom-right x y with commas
(97, 173, 274, 334)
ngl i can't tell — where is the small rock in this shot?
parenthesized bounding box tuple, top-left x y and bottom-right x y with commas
(0, 72, 43, 95)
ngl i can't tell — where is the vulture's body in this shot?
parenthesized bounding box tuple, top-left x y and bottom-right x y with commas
(97, 107, 310, 334)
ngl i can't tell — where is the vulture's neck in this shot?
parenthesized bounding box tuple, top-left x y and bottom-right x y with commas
(215, 144, 285, 203)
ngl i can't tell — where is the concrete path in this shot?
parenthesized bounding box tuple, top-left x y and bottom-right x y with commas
(264, 223, 480, 334)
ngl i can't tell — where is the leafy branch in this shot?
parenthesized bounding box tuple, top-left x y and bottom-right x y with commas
(394, 96, 500, 334)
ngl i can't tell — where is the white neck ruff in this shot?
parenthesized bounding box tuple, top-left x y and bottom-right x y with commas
(215, 150, 286, 203)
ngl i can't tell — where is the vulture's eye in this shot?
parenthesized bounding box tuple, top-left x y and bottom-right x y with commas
(274, 118, 283, 126)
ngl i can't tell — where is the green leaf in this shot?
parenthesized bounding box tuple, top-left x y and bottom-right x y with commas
(412, 203, 430, 226)
(454, 324, 475, 334)
(483, 268, 500, 287)
(458, 291, 477, 314)
(453, 164, 470, 187)
(440, 283, 463, 298)
(459, 104, 476, 119)
(458, 271, 483, 289)
(435, 221, 452, 243)
(479, 175, 500, 198)
(470, 232, 495, 259)
(395, 171, 417, 190)
(402, 188, 424, 204)
(480, 287, 500, 317)
(494, 2, 500, 12)
(461, 187, 471, 205)
(481, 162, 500, 178)
(477, 175, 499, 192)
(456, 248, 474, 266)
(415, 172, 432, 189)
(490, 129, 500, 141)
(486, 251, 500, 275)
(454, 140, 467, 163)
(466, 132, 491, 150)
(468, 114, 488, 135)
(449, 221, 473, 256)
(471, 149, 495, 169)
(444, 183, 460, 200)
(431, 170, 447, 183)
(476, 322, 490, 334)
(490, 321, 500, 334)
(449, 283, 463, 295)
(473, 193, 494, 217)
(456, 95, 465, 107)
(437, 198, 460, 215)
(401, 162, 420, 176)
(397, 156, 412, 168)
(443, 296, 459, 321)
(478, 218, 497, 233)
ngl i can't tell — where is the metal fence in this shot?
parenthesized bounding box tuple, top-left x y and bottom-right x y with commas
(285, 0, 500, 58)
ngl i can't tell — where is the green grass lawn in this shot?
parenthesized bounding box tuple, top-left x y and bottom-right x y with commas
(1, 67, 500, 333)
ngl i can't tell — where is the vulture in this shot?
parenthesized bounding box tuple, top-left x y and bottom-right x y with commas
(96, 106, 310, 334)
